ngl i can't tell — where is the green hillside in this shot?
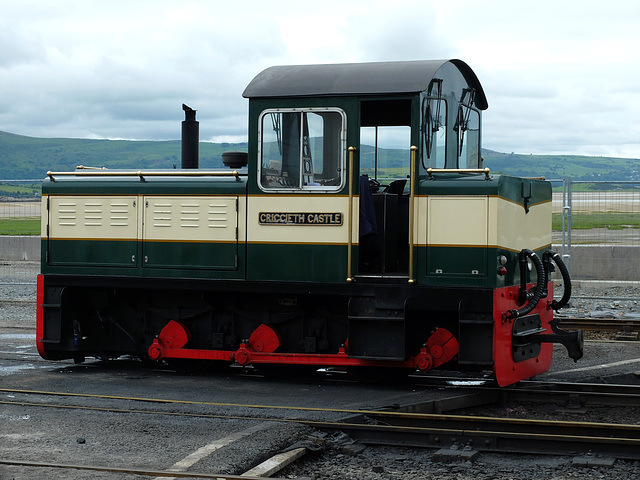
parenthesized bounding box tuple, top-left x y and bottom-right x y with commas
(0, 130, 244, 180)
(481, 150, 640, 182)
(1, 130, 638, 196)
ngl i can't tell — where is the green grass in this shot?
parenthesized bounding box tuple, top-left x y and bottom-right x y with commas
(0, 217, 41, 235)
(552, 212, 640, 230)
(0, 183, 41, 197)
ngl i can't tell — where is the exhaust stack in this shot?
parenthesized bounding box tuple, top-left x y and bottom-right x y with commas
(181, 104, 199, 169)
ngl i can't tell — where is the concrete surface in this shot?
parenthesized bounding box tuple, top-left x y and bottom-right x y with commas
(567, 245, 640, 281)
(0, 236, 39, 261)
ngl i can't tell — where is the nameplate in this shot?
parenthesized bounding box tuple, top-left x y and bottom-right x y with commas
(259, 212, 343, 226)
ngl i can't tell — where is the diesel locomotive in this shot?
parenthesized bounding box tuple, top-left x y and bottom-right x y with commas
(37, 59, 582, 386)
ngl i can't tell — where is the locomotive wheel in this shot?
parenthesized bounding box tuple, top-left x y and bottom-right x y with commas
(347, 366, 412, 383)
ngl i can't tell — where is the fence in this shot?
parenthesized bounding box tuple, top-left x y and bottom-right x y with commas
(550, 179, 640, 300)
(0, 179, 41, 286)
(551, 179, 640, 277)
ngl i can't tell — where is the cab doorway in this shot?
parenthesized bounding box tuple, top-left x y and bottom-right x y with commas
(358, 99, 413, 277)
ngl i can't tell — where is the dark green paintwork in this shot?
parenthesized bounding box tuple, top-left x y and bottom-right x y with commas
(416, 244, 550, 287)
(426, 245, 488, 278)
(143, 241, 237, 270)
(247, 242, 348, 283)
(42, 238, 246, 279)
(418, 173, 551, 209)
(47, 239, 137, 268)
(42, 175, 247, 196)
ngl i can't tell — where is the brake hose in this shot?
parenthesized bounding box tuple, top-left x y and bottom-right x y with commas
(506, 249, 546, 319)
(544, 250, 572, 311)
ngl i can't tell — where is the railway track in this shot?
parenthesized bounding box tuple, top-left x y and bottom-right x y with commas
(508, 379, 640, 407)
(320, 410, 640, 460)
(2, 319, 640, 474)
(406, 376, 640, 408)
(2, 384, 640, 462)
(559, 316, 640, 334)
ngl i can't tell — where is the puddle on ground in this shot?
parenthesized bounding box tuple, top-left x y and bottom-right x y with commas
(0, 362, 36, 376)
(0, 333, 36, 340)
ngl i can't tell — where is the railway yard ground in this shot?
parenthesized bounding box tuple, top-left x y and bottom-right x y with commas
(2, 261, 640, 479)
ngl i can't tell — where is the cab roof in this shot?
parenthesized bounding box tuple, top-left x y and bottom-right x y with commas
(242, 59, 488, 110)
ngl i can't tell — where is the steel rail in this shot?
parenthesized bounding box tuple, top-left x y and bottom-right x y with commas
(406, 376, 640, 408)
(519, 379, 640, 394)
(0, 386, 402, 416)
(0, 388, 498, 419)
(320, 411, 640, 460)
(508, 380, 640, 407)
(559, 316, 640, 332)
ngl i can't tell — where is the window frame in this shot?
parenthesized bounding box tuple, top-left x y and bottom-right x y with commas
(257, 107, 347, 193)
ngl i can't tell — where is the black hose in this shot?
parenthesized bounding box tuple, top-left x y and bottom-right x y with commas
(545, 250, 572, 311)
(507, 249, 546, 319)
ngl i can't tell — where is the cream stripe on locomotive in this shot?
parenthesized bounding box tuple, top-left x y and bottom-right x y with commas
(491, 196, 552, 251)
(425, 196, 489, 247)
(44, 195, 245, 243)
(45, 193, 551, 252)
(413, 195, 551, 252)
(246, 194, 353, 245)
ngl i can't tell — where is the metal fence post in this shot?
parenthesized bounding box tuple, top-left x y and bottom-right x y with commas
(561, 177, 572, 275)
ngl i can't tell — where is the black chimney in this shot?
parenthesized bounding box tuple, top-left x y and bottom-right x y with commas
(181, 104, 199, 169)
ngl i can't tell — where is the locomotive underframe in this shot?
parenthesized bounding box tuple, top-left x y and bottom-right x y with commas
(36, 273, 554, 384)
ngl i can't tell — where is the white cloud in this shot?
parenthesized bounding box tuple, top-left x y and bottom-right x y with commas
(0, 0, 639, 158)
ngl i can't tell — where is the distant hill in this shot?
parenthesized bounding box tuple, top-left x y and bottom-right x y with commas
(481, 149, 640, 182)
(1, 130, 638, 183)
(0, 130, 245, 180)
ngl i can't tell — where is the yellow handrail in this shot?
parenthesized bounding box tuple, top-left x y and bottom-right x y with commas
(426, 167, 490, 180)
(46, 170, 241, 181)
(347, 147, 355, 282)
(409, 146, 417, 284)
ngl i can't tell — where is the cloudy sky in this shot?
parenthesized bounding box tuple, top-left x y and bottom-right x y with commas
(1, 0, 639, 158)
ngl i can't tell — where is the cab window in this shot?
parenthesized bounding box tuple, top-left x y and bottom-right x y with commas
(455, 88, 481, 169)
(457, 104, 480, 168)
(421, 96, 447, 169)
(259, 108, 345, 191)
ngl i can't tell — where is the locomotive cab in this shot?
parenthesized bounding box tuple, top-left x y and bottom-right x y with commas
(242, 60, 487, 282)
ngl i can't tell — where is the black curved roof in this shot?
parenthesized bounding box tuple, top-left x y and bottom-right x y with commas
(242, 59, 488, 110)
